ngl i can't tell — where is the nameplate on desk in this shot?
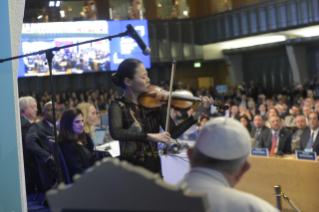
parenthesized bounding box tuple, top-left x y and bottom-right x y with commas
(251, 148, 269, 157)
(295, 151, 317, 161)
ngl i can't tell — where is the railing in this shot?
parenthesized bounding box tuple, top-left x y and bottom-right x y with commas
(148, 0, 319, 63)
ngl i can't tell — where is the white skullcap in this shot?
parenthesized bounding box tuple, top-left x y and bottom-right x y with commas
(195, 117, 251, 160)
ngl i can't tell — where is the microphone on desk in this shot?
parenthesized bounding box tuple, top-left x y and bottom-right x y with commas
(126, 24, 151, 55)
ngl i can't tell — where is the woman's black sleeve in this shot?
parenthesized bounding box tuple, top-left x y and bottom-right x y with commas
(160, 108, 197, 139)
(109, 101, 148, 142)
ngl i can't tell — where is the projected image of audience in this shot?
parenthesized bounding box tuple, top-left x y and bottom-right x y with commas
(22, 40, 110, 76)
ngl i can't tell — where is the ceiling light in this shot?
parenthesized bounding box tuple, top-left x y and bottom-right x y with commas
(222, 35, 286, 49)
(37, 15, 43, 19)
(60, 11, 65, 18)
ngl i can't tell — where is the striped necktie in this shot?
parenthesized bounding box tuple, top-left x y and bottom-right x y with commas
(306, 132, 314, 149)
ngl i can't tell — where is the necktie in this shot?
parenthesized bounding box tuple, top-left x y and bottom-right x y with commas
(306, 132, 315, 149)
(270, 132, 277, 155)
(254, 129, 260, 139)
(289, 117, 294, 126)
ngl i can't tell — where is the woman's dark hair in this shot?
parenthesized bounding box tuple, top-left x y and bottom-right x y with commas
(240, 115, 251, 133)
(111, 58, 142, 89)
(59, 108, 83, 142)
(269, 108, 280, 116)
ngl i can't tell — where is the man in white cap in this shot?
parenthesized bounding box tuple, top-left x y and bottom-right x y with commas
(179, 117, 278, 212)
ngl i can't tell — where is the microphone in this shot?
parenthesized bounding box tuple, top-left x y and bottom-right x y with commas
(126, 24, 151, 55)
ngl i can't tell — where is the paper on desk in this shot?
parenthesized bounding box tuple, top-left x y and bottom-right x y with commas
(95, 141, 120, 157)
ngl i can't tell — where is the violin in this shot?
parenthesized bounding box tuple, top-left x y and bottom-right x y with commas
(139, 85, 229, 111)
(139, 85, 201, 110)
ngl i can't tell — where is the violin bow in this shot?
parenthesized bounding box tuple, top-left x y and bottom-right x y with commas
(164, 61, 176, 153)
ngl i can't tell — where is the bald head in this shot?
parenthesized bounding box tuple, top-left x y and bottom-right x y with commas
(44, 101, 60, 124)
(296, 115, 307, 130)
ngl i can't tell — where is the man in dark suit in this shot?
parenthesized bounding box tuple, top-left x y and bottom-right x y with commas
(19, 96, 40, 193)
(291, 115, 308, 152)
(250, 115, 267, 147)
(25, 102, 60, 175)
(257, 115, 291, 155)
(299, 112, 319, 159)
(230, 105, 240, 121)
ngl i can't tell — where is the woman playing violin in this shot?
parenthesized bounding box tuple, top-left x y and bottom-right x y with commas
(109, 58, 214, 174)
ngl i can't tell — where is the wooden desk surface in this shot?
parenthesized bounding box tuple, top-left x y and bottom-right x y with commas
(236, 156, 319, 212)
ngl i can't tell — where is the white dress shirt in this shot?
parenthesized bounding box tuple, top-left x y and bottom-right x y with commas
(271, 129, 281, 149)
(310, 127, 319, 143)
(178, 167, 279, 212)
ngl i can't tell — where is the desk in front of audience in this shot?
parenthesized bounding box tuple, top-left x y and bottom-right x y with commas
(161, 141, 319, 212)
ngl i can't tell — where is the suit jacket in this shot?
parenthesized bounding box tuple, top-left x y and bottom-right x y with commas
(230, 114, 240, 121)
(291, 129, 304, 152)
(257, 128, 292, 155)
(60, 141, 94, 179)
(299, 127, 319, 155)
(25, 119, 54, 163)
(284, 115, 297, 127)
(20, 115, 31, 147)
(20, 115, 41, 184)
(250, 126, 267, 140)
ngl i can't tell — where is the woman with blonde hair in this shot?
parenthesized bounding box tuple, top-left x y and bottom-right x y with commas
(77, 102, 97, 153)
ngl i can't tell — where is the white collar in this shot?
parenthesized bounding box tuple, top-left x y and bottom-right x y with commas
(271, 128, 281, 135)
(310, 127, 319, 134)
(188, 167, 230, 187)
(21, 115, 32, 123)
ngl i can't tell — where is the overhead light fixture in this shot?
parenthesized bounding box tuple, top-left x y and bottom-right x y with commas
(222, 35, 286, 49)
(291, 27, 319, 37)
(37, 15, 43, 19)
(60, 10, 65, 18)
(158, 3, 162, 7)
(183, 11, 188, 16)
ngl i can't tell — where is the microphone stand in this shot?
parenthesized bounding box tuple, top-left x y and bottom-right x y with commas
(0, 30, 129, 183)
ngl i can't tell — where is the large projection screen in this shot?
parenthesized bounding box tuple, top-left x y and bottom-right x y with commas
(18, 20, 150, 78)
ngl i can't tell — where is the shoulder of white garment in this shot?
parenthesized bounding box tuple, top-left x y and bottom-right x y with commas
(180, 172, 279, 212)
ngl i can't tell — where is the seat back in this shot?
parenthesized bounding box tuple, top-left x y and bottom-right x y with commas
(47, 138, 71, 185)
(47, 158, 209, 212)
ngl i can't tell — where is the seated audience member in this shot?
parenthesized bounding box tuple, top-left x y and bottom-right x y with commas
(20, 96, 38, 146)
(265, 108, 285, 128)
(250, 115, 267, 147)
(239, 104, 252, 121)
(304, 97, 314, 110)
(257, 115, 292, 155)
(248, 100, 257, 116)
(230, 105, 240, 121)
(77, 103, 98, 153)
(299, 112, 319, 159)
(19, 96, 41, 192)
(224, 103, 231, 118)
(302, 105, 311, 125)
(284, 105, 300, 127)
(274, 104, 285, 119)
(258, 104, 267, 120)
(240, 116, 251, 133)
(59, 108, 95, 179)
(315, 100, 319, 114)
(179, 118, 279, 212)
(291, 115, 308, 152)
(25, 102, 59, 186)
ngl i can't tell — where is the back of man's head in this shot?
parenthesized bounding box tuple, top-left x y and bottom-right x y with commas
(188, 118, 251, 187)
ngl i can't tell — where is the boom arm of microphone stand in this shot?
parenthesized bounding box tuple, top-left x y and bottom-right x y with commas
(0, 29, 129, 183)
(0, 31, 129, 63)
